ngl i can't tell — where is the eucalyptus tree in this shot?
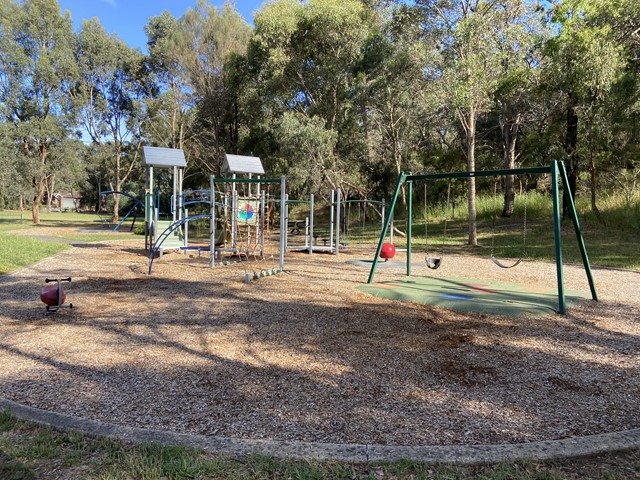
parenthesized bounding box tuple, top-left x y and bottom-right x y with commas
(144, 11, 196, 152)
(0, 123, 21, 209)
(417, 0, 524, 245)
(492, 1, 547, 216)
(0, 0, 78, 223)
(542, 0, 626, 217)
(249, 0, 372, 196)
(177, 0, 253, 175)
(73, 18, 147, 221)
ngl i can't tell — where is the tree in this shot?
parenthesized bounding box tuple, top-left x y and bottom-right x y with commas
(543, 0, 625, 217)
(72, 18, 147, 222)
(248, 0, 372, 195)
(351, 6, 436, 204)
(144, 11, 195, 151)
(178, 0, 253, 175)
(492, 1, 547, 216)
(417, 0, 518, 245)
(0, 0, 78, 224)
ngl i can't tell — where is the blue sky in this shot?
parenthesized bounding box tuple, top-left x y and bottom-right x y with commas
(57, 0, 264, 51)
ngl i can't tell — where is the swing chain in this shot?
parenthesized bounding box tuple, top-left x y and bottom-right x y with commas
(490, 182, 528, 268)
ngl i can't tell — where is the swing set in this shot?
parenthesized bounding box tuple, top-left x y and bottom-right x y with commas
(367, 160, 598, 314)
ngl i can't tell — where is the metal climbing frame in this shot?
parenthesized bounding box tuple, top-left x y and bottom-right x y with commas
(367, 160, 598, 314)
(210, 175, 286, 271)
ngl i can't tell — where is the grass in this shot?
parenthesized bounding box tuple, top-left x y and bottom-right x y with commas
(0, 234, 69, 274)
(0, 411, 638, 479)
(362, 191, 640, 271)
(0, 210, 138, 274)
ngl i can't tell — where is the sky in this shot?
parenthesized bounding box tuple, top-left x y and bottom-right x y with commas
(57, 0, 264, 52)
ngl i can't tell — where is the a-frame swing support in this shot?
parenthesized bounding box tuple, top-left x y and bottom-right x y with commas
(367, 160, 598, 315)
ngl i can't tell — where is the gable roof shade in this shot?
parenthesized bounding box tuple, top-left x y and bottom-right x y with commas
(142, 146, 187, 168)
(222, 154, 265, 175)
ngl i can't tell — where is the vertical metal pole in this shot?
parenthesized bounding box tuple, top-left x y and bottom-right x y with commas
(558, 161, 598, 301)
(407, 179, 413, 277)
(172, 166, 177, 221)
(285, 194, 289, 250)
(335, 188, 341, 254)
(149, 166, 154, 248)
(184, 208, 189, 252)
(309, 193, 314, 254)
(329, 189, 335, 254)
(260, 191, 265, 257)
(232, 174, 237, 251)
(279, 176, 286, 271)
(178, 168, 183, 221)
(381, 198, 385, 243)
(232, 190, 238, 252)
(368, 173, 405, 284)
(210, 176, 216, 267)
(551, 161, 566, 314)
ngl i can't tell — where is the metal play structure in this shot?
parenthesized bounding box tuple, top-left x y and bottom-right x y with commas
(285, 189, 342, 254)
(145, 150, 287, 274)
(98, 190, 144, 232)
(340, 198, 389, 248)
(283, 191, 391, 254)
(210, 154, 286, 268)
(367, 160, 598, 314)
(143, 146, 187, 253)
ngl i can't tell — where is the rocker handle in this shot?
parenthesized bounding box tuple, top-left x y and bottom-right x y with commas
(45, 277, 71, 283)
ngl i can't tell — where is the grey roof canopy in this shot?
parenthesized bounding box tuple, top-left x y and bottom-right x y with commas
(222, 154, 265, 175)
(142, 146, 187, 169)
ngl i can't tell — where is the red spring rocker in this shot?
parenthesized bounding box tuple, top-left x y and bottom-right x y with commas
(40, 277, 73, 315)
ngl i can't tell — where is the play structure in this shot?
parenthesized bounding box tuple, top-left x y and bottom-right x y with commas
(40, 277, 72, 315)
(285, 190, 341, 254)
(367, 160, 598, 314)
(143, 148, 286, 275)
(98, 191, 144, 232)
(284, 191, 390, 254)
(209, 154, 286, 268)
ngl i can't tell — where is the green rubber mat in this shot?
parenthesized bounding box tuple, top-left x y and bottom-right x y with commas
(359, 276, 587, 317)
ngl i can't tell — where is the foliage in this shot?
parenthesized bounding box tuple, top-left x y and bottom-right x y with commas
(0, 0, 79, 224)
(0, 0, 638, 235)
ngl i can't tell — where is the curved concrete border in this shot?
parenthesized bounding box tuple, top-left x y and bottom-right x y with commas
(1, 397, 639, 464)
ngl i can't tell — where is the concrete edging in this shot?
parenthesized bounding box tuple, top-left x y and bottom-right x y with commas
(1, 397, 639, 464)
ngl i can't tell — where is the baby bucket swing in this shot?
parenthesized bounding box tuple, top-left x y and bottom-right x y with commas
(423, 182, 447, 270)
(490, 186, 527, 269)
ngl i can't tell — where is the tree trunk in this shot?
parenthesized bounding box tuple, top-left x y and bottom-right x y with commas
(563, 101, 579, 219)
(46, 174, 55, 212)
(112, 147, 122, 222)
(466, 108, 477, 246)
(32, 176, 45, 224)
(31, 146, 48, 225)
(501, 115, 519, 217)
(589, 156, 602, 222)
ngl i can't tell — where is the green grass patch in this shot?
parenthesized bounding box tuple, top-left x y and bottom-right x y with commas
(0, 210, 139, 274)
(1, 411, 638, 480)
(0, 234, 69, 274)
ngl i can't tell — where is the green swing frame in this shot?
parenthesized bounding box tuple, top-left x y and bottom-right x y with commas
(367, 160, 598, 315)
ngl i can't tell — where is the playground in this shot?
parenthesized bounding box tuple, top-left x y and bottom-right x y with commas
(0, 226, 638, 448)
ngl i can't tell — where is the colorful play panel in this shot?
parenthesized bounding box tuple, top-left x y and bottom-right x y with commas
(359, 276, 587, 317)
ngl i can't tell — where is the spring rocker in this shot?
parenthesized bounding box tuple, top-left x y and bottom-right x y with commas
(40, 277, 73, 315)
